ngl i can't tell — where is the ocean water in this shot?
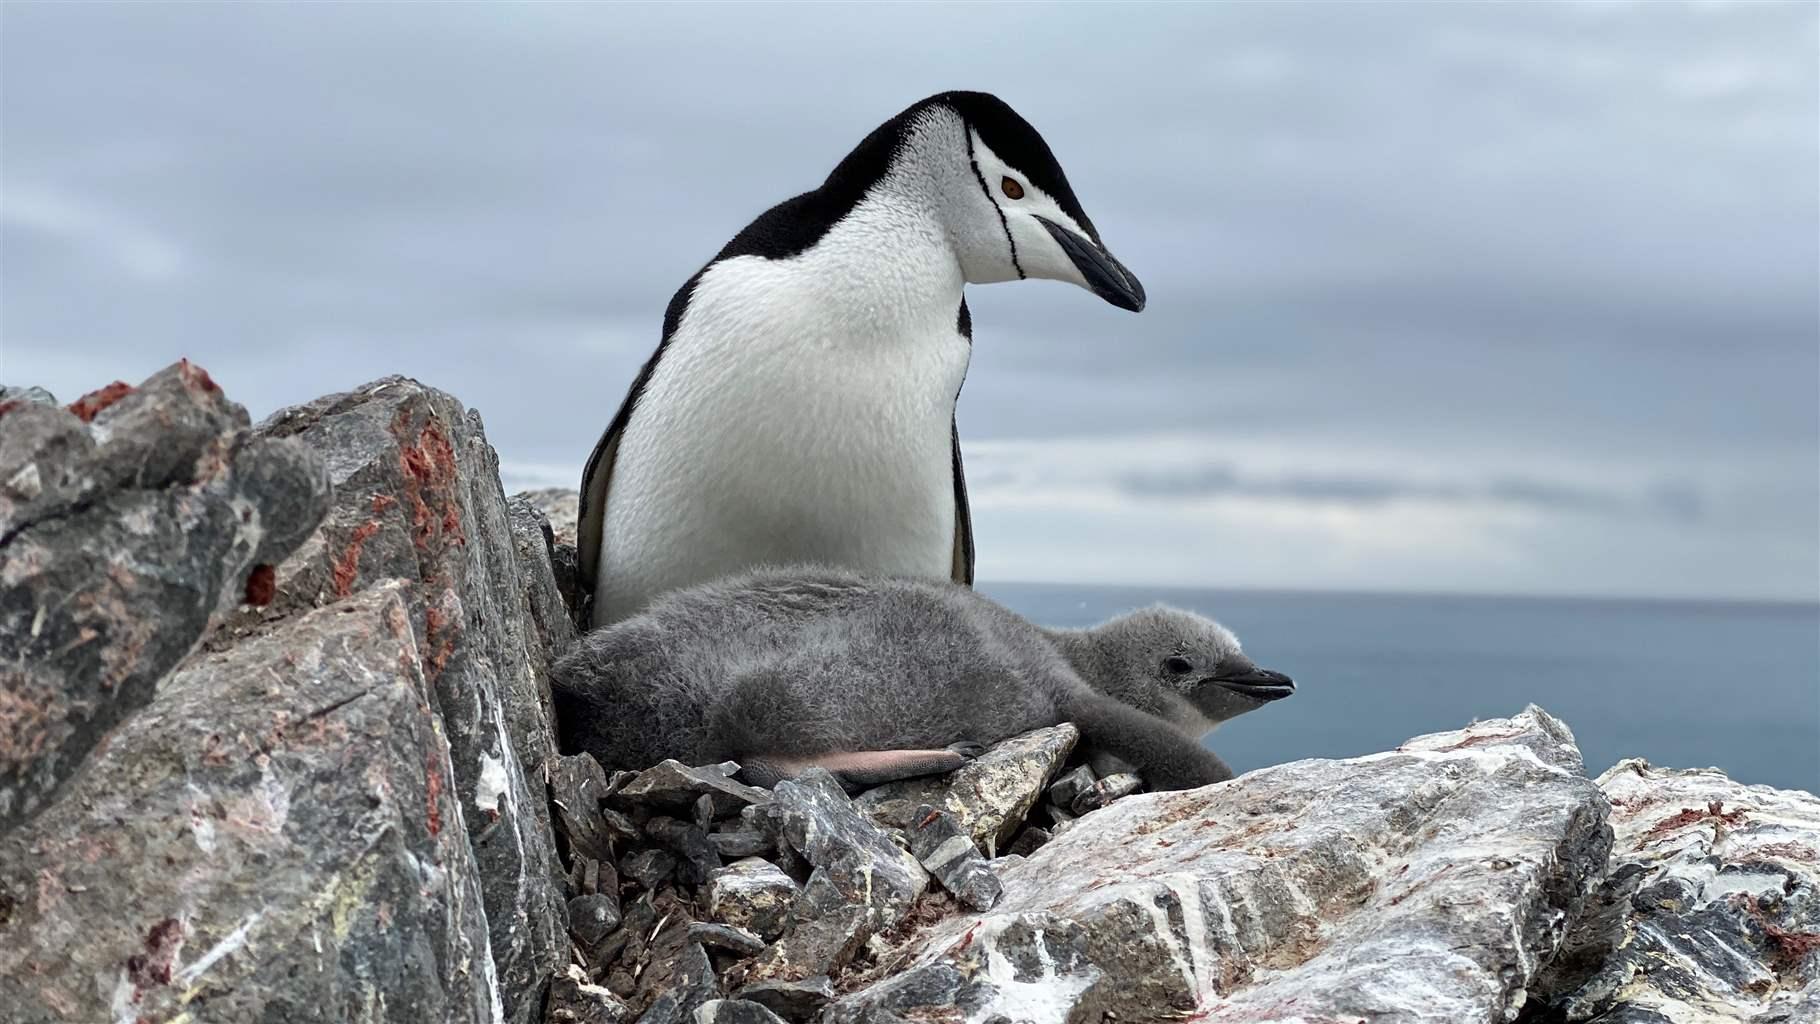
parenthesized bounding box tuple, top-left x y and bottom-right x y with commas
(984, 583, 1820, 793)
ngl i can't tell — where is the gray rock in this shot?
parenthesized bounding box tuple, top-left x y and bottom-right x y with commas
(631, 913, 720, 1024)
(1045, 764, 1097, 811)
(693, 998, 788, 1024)
(553, 752, 637, 864)
(0, 585, 499, 1023)
(505, 495, 581, 689)
(570, 892, 624, 946)
(859, 725, 1078, 854)
(835, 707, 1611, 1024)
(709, 829, 773, 858)
(647, 815, 724, 885)
(705, 857, 801, 941)
(0, 361, 331, 831)
(732, 976, 836, 1022)
(548, 963, 634, 1024)
(691, 1000, 784, 1024)
(687, 922, 768, 957)
(0, 384, 56, 408)
(1536, 759, 1820, 1023)
(827, 915, 1101, 1024)
(1071, 771, 1141, 814)
(741, 871, 872, 986)
(621, 848, 678, 890)
(617, 759, 772, 818)
(907, 804, 1002, 911)
(510, 486, 583, 623)
(254, 377, 570, 1020)
(756, 769, 927, 928)
(1005, 826, 1051, 858)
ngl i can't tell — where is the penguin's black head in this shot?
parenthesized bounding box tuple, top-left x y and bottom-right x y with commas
(897, 91, 1147, 312)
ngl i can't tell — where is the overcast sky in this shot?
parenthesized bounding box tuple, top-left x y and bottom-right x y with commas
(4, 2, 1815, 601)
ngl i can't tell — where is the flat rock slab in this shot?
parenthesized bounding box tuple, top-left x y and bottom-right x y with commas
(1540, 759, 1820, 1023)
(617, 759, 772, 818)
(0, 585, 499, 1023)
(0, 360, 329, 830)
(834, 706, 1611, 1024)
(858, 725, 1078, 854)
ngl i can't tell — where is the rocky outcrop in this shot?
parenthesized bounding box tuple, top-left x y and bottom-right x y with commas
(832, 707, 1611, 1024)
(1536, 760, 1820, 1024)
(4, 380, 1814, 1024)
(0, 362, 331, 831)
(0, 369, 574, 1024)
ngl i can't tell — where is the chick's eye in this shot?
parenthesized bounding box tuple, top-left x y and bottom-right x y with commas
(1163, 656, 1194, 675)
(1000, 176, 1024, 200)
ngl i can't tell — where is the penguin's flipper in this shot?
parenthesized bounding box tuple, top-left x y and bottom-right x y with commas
(740, 747, 977, 791)
(950, 416, 975, 586)
(576, 423, 620, 610)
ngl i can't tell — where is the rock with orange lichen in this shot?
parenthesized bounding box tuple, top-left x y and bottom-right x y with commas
(0, 584, 500, 1024)
(0, 361, 329, 833)
(1533, 760, 1820, 1024)
(247, 377, 570, 1023)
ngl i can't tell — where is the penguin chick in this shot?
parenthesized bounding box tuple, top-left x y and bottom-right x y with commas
(550, 566, 1293, 792)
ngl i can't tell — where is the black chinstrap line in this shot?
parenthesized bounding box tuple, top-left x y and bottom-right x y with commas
(965, 133, 1024, 280)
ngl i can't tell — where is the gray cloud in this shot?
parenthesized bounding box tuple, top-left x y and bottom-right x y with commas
(2, 1, 1814, 598)
(1119, 464, 1706, 523)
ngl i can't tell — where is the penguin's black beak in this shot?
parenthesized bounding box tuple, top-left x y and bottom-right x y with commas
(1037, 217, 1146, 312)
(1209, 666, 1296, 702)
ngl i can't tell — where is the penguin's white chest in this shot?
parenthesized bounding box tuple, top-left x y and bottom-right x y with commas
(598, 245, 971, 622)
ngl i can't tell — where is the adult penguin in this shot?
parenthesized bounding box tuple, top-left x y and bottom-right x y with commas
(579, 92, 1145, 626)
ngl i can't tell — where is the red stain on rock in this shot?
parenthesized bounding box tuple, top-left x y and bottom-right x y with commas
(175, 358, 221, 394)
(372, 493, 397, 514)
(0, 400, 22, 419)
(1741, 893, 1820, 971)
(124, 916, 184, 994)
(422, 603, 455, 679)
(66, 381, 134, 423)
(332, 522, 382, 599)
(394, 414, 465, 557)
(243, 564, 276, 606)
(425, 752, 445, 838)
(1638, 799, 1749, 848)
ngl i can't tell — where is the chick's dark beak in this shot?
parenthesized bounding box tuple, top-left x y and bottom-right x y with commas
(1210, 665, 1296, 702)
(1037, 216, 1146, 312)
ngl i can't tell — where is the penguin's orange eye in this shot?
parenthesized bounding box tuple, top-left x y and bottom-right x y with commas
(1000, 177, 1024, 200)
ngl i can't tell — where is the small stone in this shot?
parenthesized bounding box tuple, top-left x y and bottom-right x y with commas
(632, 911, 720, 1024)
(646, 816, 723, 885)
(906, 804, 1001, 911)
(742, 871, 872, 984)
(704, 857, 800, 941)
(1046, 764, 1097, 810)
(692, 999, 788, 1024)
(756, 769, 927, 928)
(694, 793, 717, 827)
(686, 921, 768, 957)
(709, 830, 772, 858)
(857, 725, 1078, 853)
(616, 759, 772, 818)
(553, 753, 627, 863)
(569, 892, 624, 946)
(1005, 826, 1051, 858)
(547, 963, 634, 1024)
(620, 848, 677, 891)
(733, 977, 836, 1022)
(1072, 772, 1142, 814)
